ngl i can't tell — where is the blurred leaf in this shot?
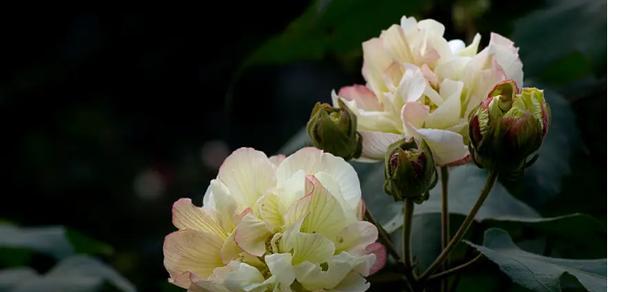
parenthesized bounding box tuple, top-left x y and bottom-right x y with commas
(66, 229, 114, 257)
(512, 87, 581, 206)
(466, 228, 606, 292)
(1, 255, 135, 292)
(0, 225, 114, 261)
(246, 0, 428, 66)
(0, 225, 74, 260)
(0, 267, 39, 291)
(513, 0, 606, 80)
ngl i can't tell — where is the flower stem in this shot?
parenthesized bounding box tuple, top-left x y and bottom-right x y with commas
(418, 170, 498, 282)
(426, 253, 483, 282)
(440, 166, 450, 292)
(364, 208, 401, 261)
(403, 199, 415, 270)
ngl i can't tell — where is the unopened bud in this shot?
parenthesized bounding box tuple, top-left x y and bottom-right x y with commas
(468, 80, 551, 178)
(306, 99, 362, 160)
(384, 138, 437, 203)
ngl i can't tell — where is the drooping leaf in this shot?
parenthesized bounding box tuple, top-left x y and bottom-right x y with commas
(0, 255, 136, 292)
(0, 225, 114, 260)
(466, 228, 606, 292)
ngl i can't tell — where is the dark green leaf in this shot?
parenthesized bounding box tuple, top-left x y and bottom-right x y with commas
(466, 228, 606, 292)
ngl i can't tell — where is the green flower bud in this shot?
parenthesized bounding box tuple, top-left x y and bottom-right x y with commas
(384, 138, 437, 203)
(306, 99, 362, 160)
(468, 80, 551, 178)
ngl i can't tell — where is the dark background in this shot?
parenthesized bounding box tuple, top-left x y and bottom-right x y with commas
(0, 1, 605, 291)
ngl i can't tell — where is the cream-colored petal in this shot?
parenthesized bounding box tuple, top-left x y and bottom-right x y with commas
(397, 64, 426, 103)
(401, 101, 429, 138)
(172, 198, 227, 239)
(217, 147, 277, 208)
(276, 148, 361, 211)
(234, 211, 271, 256)
(415, 128, 469, 166)
(255, 192, 284, 232)
(335, 221, 378, 256)
(269, 154, 286, 167)
(210, 261, 266, 292)
(163, 230, 223, 288)
(359, 130, 403, 161)
(281, 225, 335, 265)
(457, 33, 481, 57)
(380, 24, 414, 64)
(294, 252, 374, 291)
(330, 271, 370, 292)
(424, 79, 463, 129)
(362, 38, 393, 97)
(265, 253, 295, 289)
(488, 33, 523, 88)
(300, 175, 348, 238)
(448, 39, 465, 54)
(202, 180, 237, 234)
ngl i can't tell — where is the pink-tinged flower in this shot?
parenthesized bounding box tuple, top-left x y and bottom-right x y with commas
(332, 16, 523, 166)
(163, 147, 385, 291)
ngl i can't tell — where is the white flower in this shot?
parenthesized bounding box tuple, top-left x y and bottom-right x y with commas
(163, 147, 385, 291)
(333, 16, 523, 165)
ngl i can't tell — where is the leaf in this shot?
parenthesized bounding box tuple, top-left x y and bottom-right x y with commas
(513, 0, 606, 79)
(0, 225, 114, 260)
(466, 228, 606, 292)
(246, 0, 428, 66)
(1, 255, 136, 292)
(381, 165, 541, 233)
(0, 225, 74, 260)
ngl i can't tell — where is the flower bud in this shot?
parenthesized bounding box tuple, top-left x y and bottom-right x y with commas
(468, 80, 551, 178)
(306, 99, 362, 160)
(384, 138, 437, 203)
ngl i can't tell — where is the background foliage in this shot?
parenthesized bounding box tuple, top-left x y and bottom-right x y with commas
(0, 0, 605, 291)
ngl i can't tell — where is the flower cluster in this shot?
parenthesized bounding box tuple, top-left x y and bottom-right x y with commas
(163, 147, 385, 291)
(330, 16, 523, 166)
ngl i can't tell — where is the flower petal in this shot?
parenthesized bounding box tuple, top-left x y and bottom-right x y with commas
(217, 147, 277, 208)
(380, 24, 414, 64)
(163, 230, 223, 288)
(234, 211, 271, 256)
(281, 225, 335, 265)
(366, 242, 387, 275)
(172, 198, 227, 239)
(338, 85, 382, 111)
(202, 180, 237, 234)
(269, 154, 286, 167)
(359, 131, 403, 161)
(300, 175, 348, 239)
(276, 148, 361, 211)
(265, 253, 296, 288)
(210, 261, 265, 291)
(416, 128, 469, 166)
(488, 33, 523, 89)
(255, 192, 284, 233)
(362, 38, 393, 96)
(335, 221, 378, 256)
(331, 271, 371, 292)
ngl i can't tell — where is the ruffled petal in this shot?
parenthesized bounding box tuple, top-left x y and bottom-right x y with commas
(163, 230, 224, 288)
(172, 198, 227, 239)
(234, 211, 271, 256)
(338, 85, 382, 111)
(359, 130, 403, 161)
(217, 147, 277, 208)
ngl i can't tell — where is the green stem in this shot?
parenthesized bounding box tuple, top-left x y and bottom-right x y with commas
(440, 166, 450, 292)
(427, 253, 483, 282)
(418, 170, 498, 282)
(403, 199, 415, 270)
(364, 209, 401, 261)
